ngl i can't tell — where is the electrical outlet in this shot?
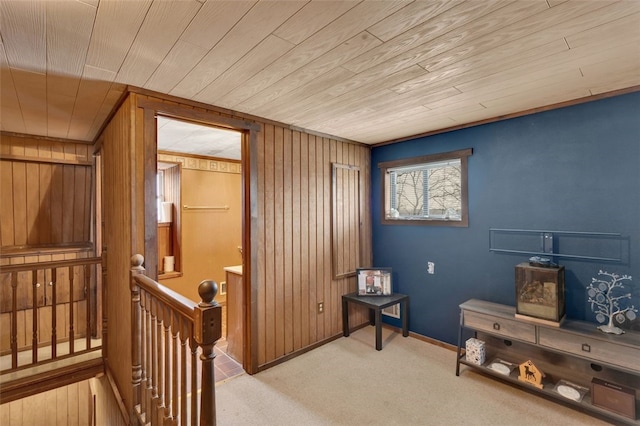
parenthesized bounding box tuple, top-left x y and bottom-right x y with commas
(318, 302, 324, 313)
(427, 262, 435, 275)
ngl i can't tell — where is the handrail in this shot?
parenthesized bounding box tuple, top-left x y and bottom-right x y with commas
(0, 255, 103, 376)
(133, 274, 197, 320)
(130, 254, 221, 425)
(0, 256, 102, 273)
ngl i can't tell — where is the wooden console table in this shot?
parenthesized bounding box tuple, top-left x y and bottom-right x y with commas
(456, 299, 640, 425)
(342, 292, 409, 350)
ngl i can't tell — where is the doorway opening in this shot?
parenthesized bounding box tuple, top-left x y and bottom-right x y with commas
(156, 115, 245, 379)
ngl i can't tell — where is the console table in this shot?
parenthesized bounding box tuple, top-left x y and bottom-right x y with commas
(342, 292, 409, 350)
(456, 299, 640, 425)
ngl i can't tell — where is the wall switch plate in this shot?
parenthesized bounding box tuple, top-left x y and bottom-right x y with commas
(427, 262, 435, 274)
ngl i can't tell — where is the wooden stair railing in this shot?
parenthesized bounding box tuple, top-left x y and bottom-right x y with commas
(130, 254, 222, 426)
(0, 255, 104, 403)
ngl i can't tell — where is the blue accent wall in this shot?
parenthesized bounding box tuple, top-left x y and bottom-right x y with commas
(371, 92, 640, 345)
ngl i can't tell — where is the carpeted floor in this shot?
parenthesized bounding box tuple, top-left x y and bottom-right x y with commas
(214, 326, 612, 425)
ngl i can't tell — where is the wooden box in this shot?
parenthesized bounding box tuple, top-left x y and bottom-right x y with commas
(591, 378, 636, 420)
(515, 263, 565, 323)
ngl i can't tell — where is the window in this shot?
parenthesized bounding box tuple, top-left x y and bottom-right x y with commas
(157, 162, 181, 276)
(379, 148, 472, 226)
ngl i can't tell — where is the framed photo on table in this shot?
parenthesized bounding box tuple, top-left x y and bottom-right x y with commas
(357, 267, 392, 296)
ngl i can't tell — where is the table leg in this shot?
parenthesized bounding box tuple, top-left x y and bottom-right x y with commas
(402, 299, 409, 337)
(456, 310, 463, 376)
(375, 309, 382, 350)
(342, 297, 350, 337)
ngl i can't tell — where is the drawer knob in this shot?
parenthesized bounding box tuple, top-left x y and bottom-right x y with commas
(582, 343, 591, 353)
(493, 322, 501, 331)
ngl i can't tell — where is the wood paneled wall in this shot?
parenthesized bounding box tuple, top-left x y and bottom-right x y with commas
(100, 90, 371, 385)
(0, 133, 92, 249)
(138, 92, 371, 370)
(0, 134, 96, 357)
(90, 375, 128, 426)
(256, 125, 371, 366)
(0, 378, 91, 425)
(96, 95, 135, 414)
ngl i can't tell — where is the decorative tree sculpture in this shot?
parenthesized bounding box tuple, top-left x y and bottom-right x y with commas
(587, 270, 637, 334)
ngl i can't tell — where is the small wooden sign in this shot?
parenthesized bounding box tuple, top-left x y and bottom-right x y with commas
(518, 360, 544, 389)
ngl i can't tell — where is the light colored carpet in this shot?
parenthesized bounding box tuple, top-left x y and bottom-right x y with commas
(215, 326, 610, 425)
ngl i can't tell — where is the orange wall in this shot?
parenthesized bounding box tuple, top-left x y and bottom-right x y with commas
(158, 153, 242, 303)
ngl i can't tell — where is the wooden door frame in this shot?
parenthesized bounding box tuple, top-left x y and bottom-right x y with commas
(136, 97, 260, 374)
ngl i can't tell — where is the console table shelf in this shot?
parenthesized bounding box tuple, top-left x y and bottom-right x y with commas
(456, 299, 640, 425)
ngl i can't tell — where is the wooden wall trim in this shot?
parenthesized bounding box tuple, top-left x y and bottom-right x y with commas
(158, 150, 242, 165)
(331, 163, 361, 279)
(0, 243, 93, 257)
(0, 357, 103, 404)
(135, 96, 260, 132)
(247, 128, 258, 375)
(142, 108, 158, 278)
(0, 131, 92, 146)
(0, 155, 92, 166)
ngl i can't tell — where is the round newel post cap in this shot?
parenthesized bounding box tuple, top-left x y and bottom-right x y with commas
(198, 280, 219, 307)
(131, 254, 145, 269)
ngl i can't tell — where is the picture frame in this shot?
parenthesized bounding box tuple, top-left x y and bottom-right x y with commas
(357, 267, 392, 296)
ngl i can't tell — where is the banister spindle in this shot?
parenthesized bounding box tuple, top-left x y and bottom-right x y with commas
(130, 254, 145, 418)
(68, 265, 74, 354)
(85, 263, 91, 349)
(180, 319, 188, 426)
(146, 292, 153, 418)
(189, 337, 198, 425)
(11, 273, 18, 369)
(156, 298, 165, 421)
(163, 305, 172, 421)
(51, 268, 57, 359)
(151, 297, 159, 426)
(195, 280, 222, 426)
(31, 270, 38, 363)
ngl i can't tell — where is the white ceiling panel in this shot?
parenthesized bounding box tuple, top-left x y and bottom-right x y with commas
(157, 116, 242, 160)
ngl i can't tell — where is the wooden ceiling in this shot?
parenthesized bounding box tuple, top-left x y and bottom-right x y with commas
(1, 0, 639, 145)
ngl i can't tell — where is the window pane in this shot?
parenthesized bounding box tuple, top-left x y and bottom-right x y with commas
(389, 160, 460, 219)
(380, 148, 471, 226)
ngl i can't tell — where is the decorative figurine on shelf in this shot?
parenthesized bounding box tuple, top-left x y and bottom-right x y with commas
(587, 270, 637, 335)
(518, 360, 544, 389)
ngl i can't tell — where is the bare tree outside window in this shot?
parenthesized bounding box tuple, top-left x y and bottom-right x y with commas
(395, 170, 423, 216)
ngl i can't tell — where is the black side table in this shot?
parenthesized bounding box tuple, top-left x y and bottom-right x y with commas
(342, 292, 409, 350)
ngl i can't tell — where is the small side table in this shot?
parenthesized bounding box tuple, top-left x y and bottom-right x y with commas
(342, 292, 409, 350)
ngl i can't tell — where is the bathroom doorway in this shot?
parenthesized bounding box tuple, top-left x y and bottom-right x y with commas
(156, 115, 245, 377)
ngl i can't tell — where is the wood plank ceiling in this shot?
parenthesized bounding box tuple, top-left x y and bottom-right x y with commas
(1, 0, 639, 145)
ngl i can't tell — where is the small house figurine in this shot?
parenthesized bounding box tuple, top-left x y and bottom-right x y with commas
(518, 360, 544, 389)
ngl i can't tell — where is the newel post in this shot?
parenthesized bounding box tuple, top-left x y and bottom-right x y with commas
(130, 254, 145, 424)
(194, 280, 222, 426)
